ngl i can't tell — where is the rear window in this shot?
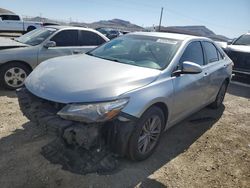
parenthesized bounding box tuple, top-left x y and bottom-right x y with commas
(202, 41, 219, 63)
(79, 30, 106, 46)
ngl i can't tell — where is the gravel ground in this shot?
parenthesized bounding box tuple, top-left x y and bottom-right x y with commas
(0, 83, 249, 188)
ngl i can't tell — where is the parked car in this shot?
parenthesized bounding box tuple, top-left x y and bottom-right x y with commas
(0, 26, 109, 89)
(221, 33, 250, 84)
(17, 32, 233, 161)
(0, 13, 42, 33)
(96, 27, 122, 39)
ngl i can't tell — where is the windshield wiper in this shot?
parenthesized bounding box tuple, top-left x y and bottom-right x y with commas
(89, 54, 122, 63)
(12, 38, 24, 44)
(100, 56, 121, 62)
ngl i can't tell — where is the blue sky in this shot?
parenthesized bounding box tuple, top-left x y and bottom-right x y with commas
(1, 0, 249, 38)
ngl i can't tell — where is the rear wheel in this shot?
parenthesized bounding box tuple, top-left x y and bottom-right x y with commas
(209, 81, 228, 109)
(0, 62, 31, 90)
(128, 106, 165, 161)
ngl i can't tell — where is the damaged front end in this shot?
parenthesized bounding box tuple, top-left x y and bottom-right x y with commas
(16, 87, 136, 173)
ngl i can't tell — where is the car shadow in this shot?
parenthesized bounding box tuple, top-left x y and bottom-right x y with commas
(0, 88, 17, 98)
(116, 105, 225, 187)
(0, 104, 225, 187)
(227, 82, 250, 98)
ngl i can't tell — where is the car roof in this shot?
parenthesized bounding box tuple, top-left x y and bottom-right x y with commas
(45, 25, 84, 29)
(0, 13, 18, 16)
(129, 31, 208, 41)
(44, 25, 110, 41)
(45, 25, 99, 32)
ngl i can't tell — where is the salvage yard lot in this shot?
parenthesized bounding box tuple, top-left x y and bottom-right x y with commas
(0, 83, 249, 188)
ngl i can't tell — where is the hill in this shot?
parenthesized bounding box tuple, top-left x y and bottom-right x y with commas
(0, 8, 14, 14)
(158, 25, 230, 41)
(89, 19, 144, 31)
(23, 15, 230, 41)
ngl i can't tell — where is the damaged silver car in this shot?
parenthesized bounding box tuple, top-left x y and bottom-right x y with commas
(17, 32, 233, 161)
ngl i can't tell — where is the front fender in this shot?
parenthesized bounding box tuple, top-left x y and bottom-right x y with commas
(120, 77, 174, 122)
(0, 46, 39, 69)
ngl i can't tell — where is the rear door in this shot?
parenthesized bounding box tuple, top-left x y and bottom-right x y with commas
(171, 41, 209, 123)
(38, 29, 80, 64)
(201, 41, 226, 101)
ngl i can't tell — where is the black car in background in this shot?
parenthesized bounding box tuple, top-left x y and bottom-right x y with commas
(223, 33, 250, 84)
(96, 28, 122, 39)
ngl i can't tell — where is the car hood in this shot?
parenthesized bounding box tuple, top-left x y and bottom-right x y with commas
(25, 54, 161, 103)
(227, 45, 250, 53)
(0, 37, 28, 50)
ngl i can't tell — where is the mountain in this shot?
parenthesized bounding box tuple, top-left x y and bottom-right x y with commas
(0, 8, 14, 14)
(24, 17, 144, 32)
(156, 25, 230, 42)
(78, 19, 144, 32)
(23, 15, 230, 41)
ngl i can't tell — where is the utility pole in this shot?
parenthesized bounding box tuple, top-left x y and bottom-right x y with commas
(158, 7, 163, 32)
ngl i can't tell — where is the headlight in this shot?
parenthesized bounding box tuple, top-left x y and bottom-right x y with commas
(57, 98, 129, 123)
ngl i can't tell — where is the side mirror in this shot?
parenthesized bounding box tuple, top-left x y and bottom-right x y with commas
(44, 41, 56, 48)
(172, 61, 202, 76)
(0, 17, 2, 21)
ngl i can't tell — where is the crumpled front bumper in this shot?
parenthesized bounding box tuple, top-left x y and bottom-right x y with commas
(16, 87, 136, 156)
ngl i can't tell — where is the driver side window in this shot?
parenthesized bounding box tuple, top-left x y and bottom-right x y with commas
(180, 41, 205, 66)
(50, 30, 78, 47)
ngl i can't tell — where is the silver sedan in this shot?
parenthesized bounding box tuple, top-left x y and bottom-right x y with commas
(0, 26, 109, 89)
(18, 32, 233, 161)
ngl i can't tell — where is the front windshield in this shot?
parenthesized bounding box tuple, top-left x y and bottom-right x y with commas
(15, 27, 57, 46)
(233, 34, 250, 46)
(88, 35, 182, 70)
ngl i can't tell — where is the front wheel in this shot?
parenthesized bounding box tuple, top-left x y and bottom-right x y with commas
(0, 62, 31, 90)
(128, 106, 165, 161)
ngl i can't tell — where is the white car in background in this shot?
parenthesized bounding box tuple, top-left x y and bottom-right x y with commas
(0, 13, 42, 33)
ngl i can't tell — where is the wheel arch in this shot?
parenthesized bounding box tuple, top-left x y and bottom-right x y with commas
(27, 25, 36, 32)
(0, 60, 33, 72)
(145, 102, 169, 130)
(225, 77, 230, 85)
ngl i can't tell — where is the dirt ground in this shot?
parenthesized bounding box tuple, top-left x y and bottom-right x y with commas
(0, 82, 249, 188)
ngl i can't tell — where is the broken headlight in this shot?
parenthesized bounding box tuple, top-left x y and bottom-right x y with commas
(57, 98, 129, 123)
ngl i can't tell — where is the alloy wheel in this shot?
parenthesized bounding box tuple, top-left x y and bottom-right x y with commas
(137, 115, 162, 154)
(4, 67, 27, 88)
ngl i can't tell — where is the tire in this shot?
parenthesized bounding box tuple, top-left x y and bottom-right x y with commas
(128, 106, 165, 161)
(209, 80, 228, 109)
(0, 62, 31, 90)
(27, 26, 36, 33)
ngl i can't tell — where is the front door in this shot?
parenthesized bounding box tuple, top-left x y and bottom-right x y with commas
(38, 29, 80, 64)
(171, 41, 209, 124)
